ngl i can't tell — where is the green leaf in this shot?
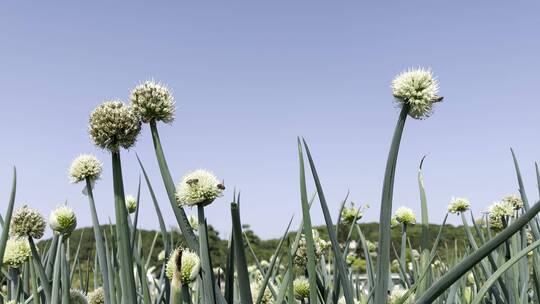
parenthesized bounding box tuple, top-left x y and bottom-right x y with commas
(297, 138, 319, 304)
(416, 199, 540, 303)
(231, 200, 253, 304)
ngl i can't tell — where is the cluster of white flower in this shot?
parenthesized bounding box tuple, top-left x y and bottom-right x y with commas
(293, 229, 331, 267)
(392, 207, 416, 226)
(175, 170, 224, 207)
(165, 247, 201, 285)
(447, 197, 471, 214)
(392, 68, 441, 119)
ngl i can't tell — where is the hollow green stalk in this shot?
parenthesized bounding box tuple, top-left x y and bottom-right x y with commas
(374, 105, 409, 303)
(85, 177, 111, 304)
(149, 120, 198, 251)
(111, 151, 137, 303)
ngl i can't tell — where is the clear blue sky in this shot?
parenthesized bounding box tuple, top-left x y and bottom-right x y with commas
(1, 1, 540, 239)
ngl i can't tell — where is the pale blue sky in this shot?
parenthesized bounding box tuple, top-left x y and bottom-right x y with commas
(1, 1, 540, 239)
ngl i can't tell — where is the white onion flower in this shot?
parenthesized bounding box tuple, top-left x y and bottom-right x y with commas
(175, 170, 224, 206)
(49, 205, 77, 236)
(392, 68, 441, 119)
(130, 80, 175, 123)
(88, 100, 141, 152)
(448, 197, 471, 214)
(69, 154, 103, 183)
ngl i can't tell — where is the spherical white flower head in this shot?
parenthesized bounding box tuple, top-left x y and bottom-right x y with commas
(389, 287, 414, 304)
(341, 203, 363, 224)
(293, 277, 310, 300)
(502, 195, 523, 210)
(392, 68, 440, 119)
(366, 240, 377, 252)
(448, 197, 471, 214)
(157, 250, 166, 262)
(3, 238, 31, 268)
(130, 80, 175, 123)
(70, 289, 88, 304)
(488, 201, 514, 231)
(87, 288, 105, 304)
(175, 170, 225, 206)
(293, 229, 329, 267)
(166, 247, 201, 284)
(10, 206, 46, 239)
(394, 207, 416, 225)
(467, 272, 475, 286)
(125, 195, 137, 214)
(49, 205, 77, 236)
(88, 100, 142, 152)
(69, 154, 103, 183)
(251, 282, 273, 304)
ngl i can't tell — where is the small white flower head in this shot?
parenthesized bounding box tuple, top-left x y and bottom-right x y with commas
(175, 170, 225, 206)
(527, 230, 534, 245)
(448, 197, 471, 214)
(87, 287, 105, 304)
(488, 201, 514, 231)
(341, 202, 364, 224)
(165, 247, 201, 285)
(157, 250, 166, 262)
(466, 272, 475, 286)
(10, 206, 46, 239)
(391, 216, 399, 228)
(49, 205, 77, 236)
(392, 68, 441, 119)
(88, 100, 142, 152)
(502, 195, 523, 210)
(346, 252, 357, 265)
(69, 154, 103, 183)
(293, 277, 310, 300)
(366, 240, 377, 253)
(130, 80, 175, 123)
(389, 287, 414, 304)
(125, 195, 137, 214)
(293, 229, 329, 267)
(411, 249, 420, 261)
(3, 238, 31, 268)
(70, 289, 88, 304)
(188, 215, 199, 230)
(251, 282, 273, 304)
(393, 207, 416, 225)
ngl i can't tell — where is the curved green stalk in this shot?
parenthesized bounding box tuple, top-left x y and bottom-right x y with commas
(149, 120, 198, 251)
(374, 105, 409, 303)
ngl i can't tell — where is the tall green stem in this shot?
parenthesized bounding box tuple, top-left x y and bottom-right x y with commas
(400, 223, 407, 280)
(149, 120, 198, 251)
(374, 105, 409, 303)
(198, 204, 217, 304)
(85, 178, 111, 304)
(111, 151, 137, 303)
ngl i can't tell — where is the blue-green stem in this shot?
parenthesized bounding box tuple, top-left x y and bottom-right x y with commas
(9, 267, 19, 300)
(198, 203, 217, 304)
(374, 105, 409, 303)
(85, 177, 111, 304)
(149, 120, 198, 251)
(111, 150, 137, 303)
